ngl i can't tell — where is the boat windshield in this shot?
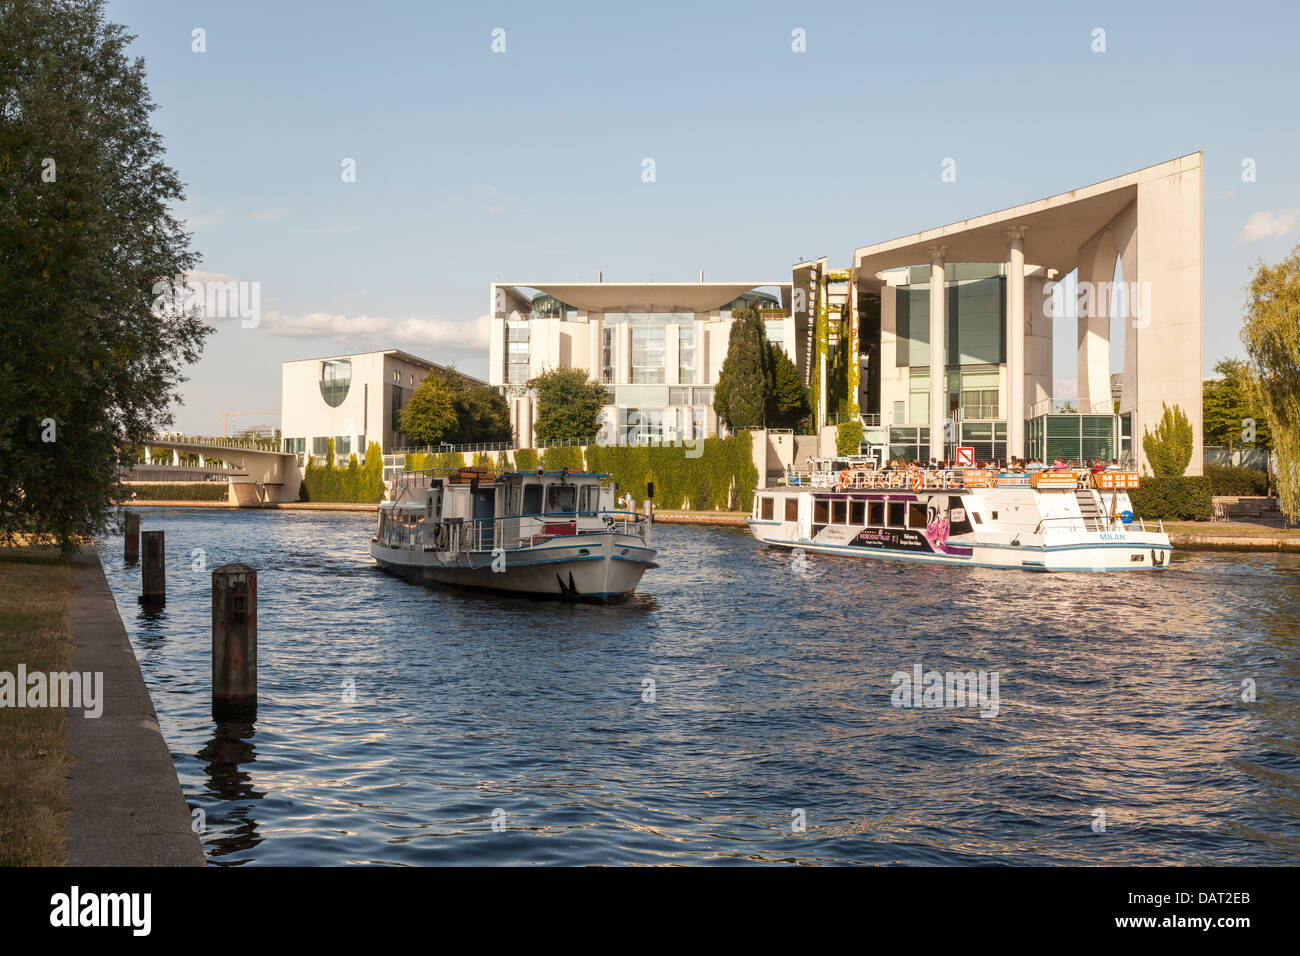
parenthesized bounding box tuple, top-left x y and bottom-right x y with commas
(545, 483, 577, 514)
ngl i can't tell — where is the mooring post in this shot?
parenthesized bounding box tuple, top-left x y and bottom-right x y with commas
(124, 511, 140, 562)
(212, 563, 257, 721)
(139, 530, 165, 604)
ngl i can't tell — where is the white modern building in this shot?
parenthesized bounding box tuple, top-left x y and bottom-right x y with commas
(488, 280, 793, 447)
(280, 349, 488, 464)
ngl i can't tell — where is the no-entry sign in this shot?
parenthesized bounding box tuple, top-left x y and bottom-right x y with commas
(956, 446, 975, 467)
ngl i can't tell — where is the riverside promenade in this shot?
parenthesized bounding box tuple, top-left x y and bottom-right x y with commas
(65, 549, 204, 866)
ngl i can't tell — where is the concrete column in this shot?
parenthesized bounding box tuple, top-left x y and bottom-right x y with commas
(618, 322, 632, 384)
(1007, 227, 1026, 461)
(694, 317, 707, 384)
(665, 323, 680, 386)
(589, 316, 604, 382)
(928, 246, 946, 461)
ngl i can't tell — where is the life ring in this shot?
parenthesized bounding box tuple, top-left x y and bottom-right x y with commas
(838, 469, 850, 490)
(911, 471, 924, 492)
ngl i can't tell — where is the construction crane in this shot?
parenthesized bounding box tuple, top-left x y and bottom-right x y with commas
(220, 410, 280, 438)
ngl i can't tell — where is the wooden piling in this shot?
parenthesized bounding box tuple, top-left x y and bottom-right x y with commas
(139, 530, 165, 604)
(212, 563, 257, 721)
(123, 511, 139, 562)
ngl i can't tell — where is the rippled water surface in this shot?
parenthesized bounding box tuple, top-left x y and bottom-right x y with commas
(96, 508, 1300, 865)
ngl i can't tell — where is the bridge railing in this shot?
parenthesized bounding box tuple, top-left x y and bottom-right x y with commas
(149, 435, 283, 452)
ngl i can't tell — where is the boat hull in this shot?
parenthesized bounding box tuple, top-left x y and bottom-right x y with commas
(371, 531, 656, 602)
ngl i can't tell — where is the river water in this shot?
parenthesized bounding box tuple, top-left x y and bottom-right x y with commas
(96, 508, 1300, 865)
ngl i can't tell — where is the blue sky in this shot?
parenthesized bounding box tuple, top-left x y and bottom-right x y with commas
(106, 0, 1300, 433)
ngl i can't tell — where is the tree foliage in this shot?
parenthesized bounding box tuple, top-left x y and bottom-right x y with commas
(0, 0, 211, 553)
(1241, 241, 1300, 518)
(767, 342, 810, 429)
(1203, 358, 1271, 453)
(399, 368, 510, 446)
(528, 367, 606, 445)
(1142, 403, 1194, 477)
(714, 308, 774, 429)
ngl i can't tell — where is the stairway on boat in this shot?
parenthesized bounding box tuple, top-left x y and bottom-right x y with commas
(1075, 490, 1105, 531)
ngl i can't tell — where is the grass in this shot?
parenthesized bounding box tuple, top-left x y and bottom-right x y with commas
(1165, 521, 1300, 537)
(0, 543, 73, 866)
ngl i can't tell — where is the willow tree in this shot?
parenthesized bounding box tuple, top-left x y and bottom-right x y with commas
(1241, 241, 1300, 518)
(0, 0, 209, 553)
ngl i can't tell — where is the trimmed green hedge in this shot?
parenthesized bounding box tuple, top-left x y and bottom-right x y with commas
(1204, 464, 1269, 498)
(514, 448, 539, 472)
(836, 420, 863, 456)
(122, 483, 229, 501)
(1128, 476, 1213, 521)
(586, 432, 757, 510)
(541, 446, 585, 471)
(403, 450, 465, 473)
(301, 440, 386, 502)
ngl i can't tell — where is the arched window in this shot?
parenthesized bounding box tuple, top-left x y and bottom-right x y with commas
(320, 359, 351, 407)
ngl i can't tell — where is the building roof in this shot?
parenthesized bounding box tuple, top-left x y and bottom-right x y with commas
(852, 153, 1201, 286)
(281, 349, 488, 387)
(496, 281, 790, 313)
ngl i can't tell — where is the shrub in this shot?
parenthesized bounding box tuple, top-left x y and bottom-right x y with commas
(121, 483, 229, 501)
(1204, 464, 1269, 497)
(542, 446, 585, 471)
(586, 433, 757, 511)
(1128, 476, 1213, 521)
(1142, 403, 1194, 476)
(514, 448, 539, 472)
(836, 420, 864, 456)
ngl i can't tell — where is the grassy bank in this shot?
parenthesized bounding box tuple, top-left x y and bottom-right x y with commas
(0, 544, 72, 866)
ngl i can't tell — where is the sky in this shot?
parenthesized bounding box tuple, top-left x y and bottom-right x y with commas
(105, 0, 1300, 434)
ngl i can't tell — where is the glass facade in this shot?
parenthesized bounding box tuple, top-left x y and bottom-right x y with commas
(319, 359, 351, 407)
(601, 326, 616, 383)
(896, 264, 1006, 369)
(506, 319, 530, 384)
(678, 326, 695, 385)
(630, 326, 665, 384)
(1026, 413, 1133, 464)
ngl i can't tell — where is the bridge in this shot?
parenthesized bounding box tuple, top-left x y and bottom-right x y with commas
(142, 436, 300, 504)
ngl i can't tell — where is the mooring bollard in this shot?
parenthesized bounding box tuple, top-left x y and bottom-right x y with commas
(139, 530, 165, 604)
(124, 511, 139, 562)
(212, 563, 257, 721)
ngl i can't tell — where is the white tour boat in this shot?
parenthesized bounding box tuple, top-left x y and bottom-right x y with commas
(371, 466, 657, 601)
(748, 464, 1172, 572)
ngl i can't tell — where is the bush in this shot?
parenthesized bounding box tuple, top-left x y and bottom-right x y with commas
(303, 440, 389, 502)
(1204, 464, 1269, 497)
(836, 420, 864, 456)
(542, 446, 585, 471)
(586, 433, 757, 511)
(514, 448, 539, 472)
(122, 483, 229, 501)
(1128, 476, 1213, 521)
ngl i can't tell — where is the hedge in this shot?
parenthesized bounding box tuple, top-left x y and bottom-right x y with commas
(514, 448, 539, 472)
(541, 446, 584, 471)
(301, 440, 387, 502)
(586, 432, 757, 511)
(1204, 464, 1269, 498)
(836, 420, 864, 456)
(1128, 476, 1213, 521)
(122, 483, 230, 501)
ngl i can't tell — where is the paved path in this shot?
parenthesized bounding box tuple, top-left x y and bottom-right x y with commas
(64, 549, 204, 866)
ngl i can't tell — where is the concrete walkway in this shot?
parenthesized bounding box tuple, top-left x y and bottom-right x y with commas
(64, 548, 204, 866)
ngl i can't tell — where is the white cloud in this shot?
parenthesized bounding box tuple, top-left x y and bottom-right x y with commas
(1238, 208, 1300, 243)
(182, 202, 230, 229)
(251, 207, 289, 222)
(260, 310, 489, 350)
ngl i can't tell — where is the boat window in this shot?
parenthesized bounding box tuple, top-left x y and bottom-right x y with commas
(813, 499, 829, 523)
(832, 500, 847, 524)
(579, 485, 599, 513)
(850, 501, 865, 525)
(505, 483, 518, 515)
(908, 503, 928, 528)
(546, 483, 577, 514)
(868, 501, 884, 526)
(887, 502, 905, 527)
(522, 483, 542, 516)
(761, 497, 774, 520)
(785, 498, 798, 521)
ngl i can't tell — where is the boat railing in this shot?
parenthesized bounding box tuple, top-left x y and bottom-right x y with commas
(784, 467, 1037, 491)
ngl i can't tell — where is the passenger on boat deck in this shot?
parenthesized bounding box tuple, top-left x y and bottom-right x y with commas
(1107, 459, 1121, 470)
(1090, 458, 1106, 475)
(1051, 457, 1070, 471)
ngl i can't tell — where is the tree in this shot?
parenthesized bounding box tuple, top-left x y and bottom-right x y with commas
(1202, 357, 1271, 455)
(451, 379, 511, 444)
(1241, 241, 1300, 518)
(1142, 402, 1194, 476)
(714, 308, 773, 429)
(399, 375, 459, 445)
(528, 367, 606, 445)
(0, 0, 211, 553)
(767, 341, 811, 429)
